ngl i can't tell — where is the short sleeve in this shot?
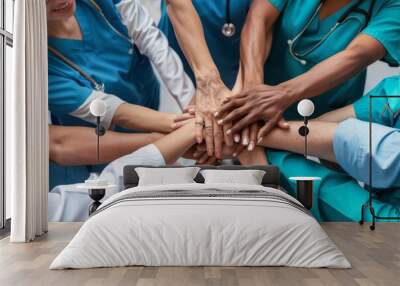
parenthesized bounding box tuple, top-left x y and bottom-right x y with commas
(49, 69, 124, 129)
(353, 93, 391, 127)
(353, 97, 391, 126)
(362, 0, 400, 67)
(48, 70, 92, 116)
(266, 0, 287, 12)
(354, 77, 399, 126)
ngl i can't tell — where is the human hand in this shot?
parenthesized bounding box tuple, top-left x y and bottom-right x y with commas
(183, 143, 215, 165)
(170, 109, 196, 130)
(192, 142, 247, 165)
(215, 84, 292, 142)
(225, 70, 262, 151)
(237, 123, 260, 151)
(195, 74, 234, 159)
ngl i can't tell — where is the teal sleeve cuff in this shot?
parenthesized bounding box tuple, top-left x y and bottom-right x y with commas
(353, 95, 392, 126)
(353, 95, 370, 122)
(266, 0, 287, 12)
(361, 30, 400, 67)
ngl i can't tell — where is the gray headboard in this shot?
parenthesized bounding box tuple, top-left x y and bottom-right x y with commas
(123, 165, 281, 189)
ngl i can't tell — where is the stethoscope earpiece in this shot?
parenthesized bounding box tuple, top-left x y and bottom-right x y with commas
(222, 23, 236, 37)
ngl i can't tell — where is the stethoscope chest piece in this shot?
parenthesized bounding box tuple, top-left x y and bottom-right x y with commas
(222, 22, 236, 37)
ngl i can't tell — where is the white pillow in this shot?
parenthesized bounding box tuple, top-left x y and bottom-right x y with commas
(135, 167, 201, 186)
(200, 169, 266, 185)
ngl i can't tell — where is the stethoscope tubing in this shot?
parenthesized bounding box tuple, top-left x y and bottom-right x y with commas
(288, 0, 375, 65)
(48, 46, 105, 92)
(225, 0, 231, 24)
(222, 0, 235, 37)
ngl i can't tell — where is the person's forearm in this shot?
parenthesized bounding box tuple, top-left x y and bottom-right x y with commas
(154, 121, 196, 164)
(166, 0, 218, 79)
(258, 121, 338, 162)
(49, 125, 162, 165)
(116, 0, 194, 110)
(279, 34, 386, 103)
(112, 103, 175, 133)
(239, 3, 274, 86)
(238, 0, 280, 87)
(317, 104, 356, 122)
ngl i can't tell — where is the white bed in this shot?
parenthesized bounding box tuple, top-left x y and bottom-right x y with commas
(50, 182, 350, 269)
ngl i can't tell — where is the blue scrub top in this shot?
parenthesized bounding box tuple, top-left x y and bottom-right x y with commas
(48, 0, 160, 128)
(48, 0, 160, 189)
(266, 0, 400, 119)
(158, 0, 252, 89)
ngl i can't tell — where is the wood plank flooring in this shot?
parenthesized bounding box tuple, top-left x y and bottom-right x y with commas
(0, 223, 399, 286)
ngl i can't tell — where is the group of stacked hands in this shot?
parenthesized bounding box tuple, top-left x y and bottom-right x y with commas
(45, 0, 400, 222)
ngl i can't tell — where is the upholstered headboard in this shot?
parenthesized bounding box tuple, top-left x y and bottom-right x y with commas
(123, 165, 281, 189)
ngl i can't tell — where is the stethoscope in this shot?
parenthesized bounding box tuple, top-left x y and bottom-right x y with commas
(48, 46, 105, 92)
(49, 0, 185, 111)
(288, 0, 376, 65)
(222, 0, 235, 37)
(48, 0, 123, 92)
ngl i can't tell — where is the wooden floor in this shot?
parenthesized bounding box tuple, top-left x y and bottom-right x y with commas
(0, 223, 399, 286)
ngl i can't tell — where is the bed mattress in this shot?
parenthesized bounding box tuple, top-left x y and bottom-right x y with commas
(50, 183, 350, 269)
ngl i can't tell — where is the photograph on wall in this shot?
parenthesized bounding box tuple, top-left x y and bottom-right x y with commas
(3, 0, 400, 283)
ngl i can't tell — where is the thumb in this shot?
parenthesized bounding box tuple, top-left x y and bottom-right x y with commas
(277, 119, 290, 129)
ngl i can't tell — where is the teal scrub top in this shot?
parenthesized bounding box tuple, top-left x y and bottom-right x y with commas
(266, 0, 400, 119)
(48, 0, 160, 128)
(158, 0, 252, 88)
(354, 76, 400, 129)
(48, 0, 160, 189)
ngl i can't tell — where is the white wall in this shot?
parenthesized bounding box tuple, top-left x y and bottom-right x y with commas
(365, 62, 400, 93)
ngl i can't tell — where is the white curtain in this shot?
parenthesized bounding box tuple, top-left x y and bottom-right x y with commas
(7, 0, 48, 242)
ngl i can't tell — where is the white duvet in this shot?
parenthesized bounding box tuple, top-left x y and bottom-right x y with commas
(50, 183, 350, 269)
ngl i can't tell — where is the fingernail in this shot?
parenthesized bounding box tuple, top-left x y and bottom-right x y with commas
(257, 137, 263, 144)
(234, 134, 240, 143)
(248, 142, 254, 151)
(214, 112, 219, 117)
(233, 153, 237, 157)
(217, 119, 223, 125)
(171, 123, 177, 129)
(226, 129, 232, 135)
(242, 137, 249, 146)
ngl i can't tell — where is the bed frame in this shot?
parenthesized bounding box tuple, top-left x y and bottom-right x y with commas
(123, 165, 281, 190)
